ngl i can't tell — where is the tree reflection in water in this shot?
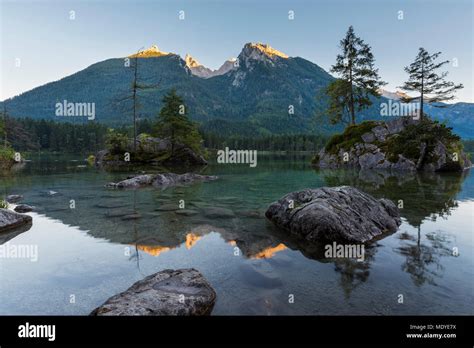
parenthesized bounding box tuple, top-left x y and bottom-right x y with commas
(396, 227, 455, 286)
(320, 168, 466, 288)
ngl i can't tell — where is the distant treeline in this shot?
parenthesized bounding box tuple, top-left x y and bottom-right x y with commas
(3, 117, 473, 155)
(5, 117, 108, 153)
(202, 132, 329, 151)
(462, 139, 474, 154)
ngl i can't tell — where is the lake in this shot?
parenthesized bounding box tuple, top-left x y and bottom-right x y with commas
(0, 153, 473, 315)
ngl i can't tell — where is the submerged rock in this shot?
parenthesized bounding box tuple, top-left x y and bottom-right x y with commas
(106, 173, 218, 189)
(14, 204, 34, 213)
(239, 262, 283, 289)
(174, 209, 199, 216)
(90, 268, 216, 316)
(6, 194, 23, 203)
(202, 207, 236, 219)
(155, 203, 179, 211)
(121, 213, 142, 220)
(265, 186, 401, 243)
(0, 208, 33, 233)
(236, 210, 263, 218)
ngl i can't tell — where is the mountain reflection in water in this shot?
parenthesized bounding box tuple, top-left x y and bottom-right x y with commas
(0, 154, 472, 315)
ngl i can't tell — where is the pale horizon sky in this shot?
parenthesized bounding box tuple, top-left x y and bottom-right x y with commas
(1, 0, 473, 102)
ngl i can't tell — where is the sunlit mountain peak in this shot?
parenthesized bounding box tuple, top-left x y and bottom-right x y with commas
(129, 44, 169, 58)
(185, 54, 202, 68)
(244, 42, 289, 59)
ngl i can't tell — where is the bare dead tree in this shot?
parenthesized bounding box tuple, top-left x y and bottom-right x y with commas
(115, 48, 160, 152)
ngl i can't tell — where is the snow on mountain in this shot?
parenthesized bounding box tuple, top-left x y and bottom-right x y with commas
(379, 89, 411, 100)
(185, 54, 237, 78)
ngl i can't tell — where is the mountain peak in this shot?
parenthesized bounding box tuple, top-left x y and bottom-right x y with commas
(185, 54, 237, 79)
(129, 45, 169, 58)
(185, 54, 202, 68)
(379, 89, 411, 101)
(241, 42, 289, 59)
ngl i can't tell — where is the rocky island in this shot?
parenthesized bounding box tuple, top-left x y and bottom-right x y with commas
(313, 117, 471, 172)
(96, 135, 208, 167)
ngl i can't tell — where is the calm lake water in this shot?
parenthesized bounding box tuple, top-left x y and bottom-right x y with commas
(0, 153, 473, 315)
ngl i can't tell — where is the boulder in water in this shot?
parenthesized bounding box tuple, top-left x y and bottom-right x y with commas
(265, 186, 401, 243)
(90, 268, 216, 316)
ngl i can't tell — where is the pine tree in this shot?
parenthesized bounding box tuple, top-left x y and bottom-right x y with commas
(320, 79, 352, 125)
(328, 25, 386, 125)
(0, 104, 7, 148)
(400, 48, 463, 120)
(155, 89, 203, 155)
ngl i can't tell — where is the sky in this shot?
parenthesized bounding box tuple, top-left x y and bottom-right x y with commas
(1, 0, 473, 102)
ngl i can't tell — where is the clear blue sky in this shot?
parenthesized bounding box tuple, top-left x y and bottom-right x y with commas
(1, 0, 472, 102)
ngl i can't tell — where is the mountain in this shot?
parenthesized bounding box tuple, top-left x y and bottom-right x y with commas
(1, 43, 336, 135)
(379, 89, 410, 101)
(379, 89, 474, 139)
(185, 54, 236, 78)
(424, 102, 474, 139)
(1, 43, 473, 138)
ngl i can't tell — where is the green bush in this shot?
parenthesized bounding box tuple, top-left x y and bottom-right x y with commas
(384, 118, 460, 163)
(324, 120, 379, 154)
(0, 146, 15, 162)
(105, 129, 129, 155)
(87, 154, 95, 165)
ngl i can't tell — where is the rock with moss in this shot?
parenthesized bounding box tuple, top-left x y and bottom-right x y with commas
(313, 117, 471, 172)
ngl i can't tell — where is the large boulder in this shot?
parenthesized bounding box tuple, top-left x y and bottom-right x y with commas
(313, 118, 471, 172)
(90, 268, 216, 316)
(265, 186, 401, 243)
(0, 208, 33, 233)
(106, 173, 218, 189)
